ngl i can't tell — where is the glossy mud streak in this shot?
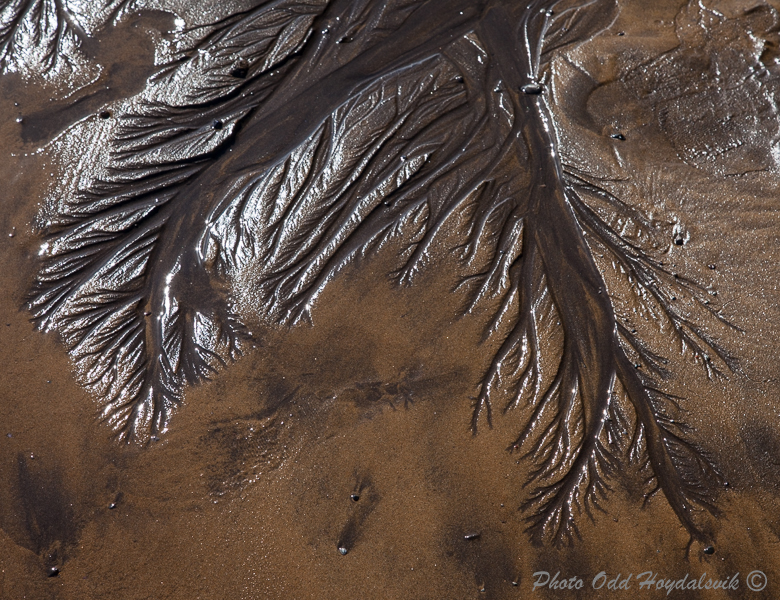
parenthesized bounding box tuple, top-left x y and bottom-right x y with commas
(3, 0, 780, 598)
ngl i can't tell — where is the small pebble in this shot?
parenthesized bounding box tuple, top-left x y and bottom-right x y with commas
(521, 83, 543, 95)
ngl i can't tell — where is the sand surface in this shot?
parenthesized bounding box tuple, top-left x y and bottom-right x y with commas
(2, 1, 780, 598)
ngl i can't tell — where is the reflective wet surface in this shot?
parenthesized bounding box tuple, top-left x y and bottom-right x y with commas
(3, 0, 780, 597)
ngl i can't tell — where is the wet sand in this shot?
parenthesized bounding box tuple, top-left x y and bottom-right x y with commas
(3, 1, 780, 598)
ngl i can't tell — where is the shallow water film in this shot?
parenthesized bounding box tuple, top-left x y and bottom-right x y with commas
(3, 0, 780, 598)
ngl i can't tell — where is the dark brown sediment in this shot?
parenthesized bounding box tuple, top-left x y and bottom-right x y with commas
(3, 0, 780, 597)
